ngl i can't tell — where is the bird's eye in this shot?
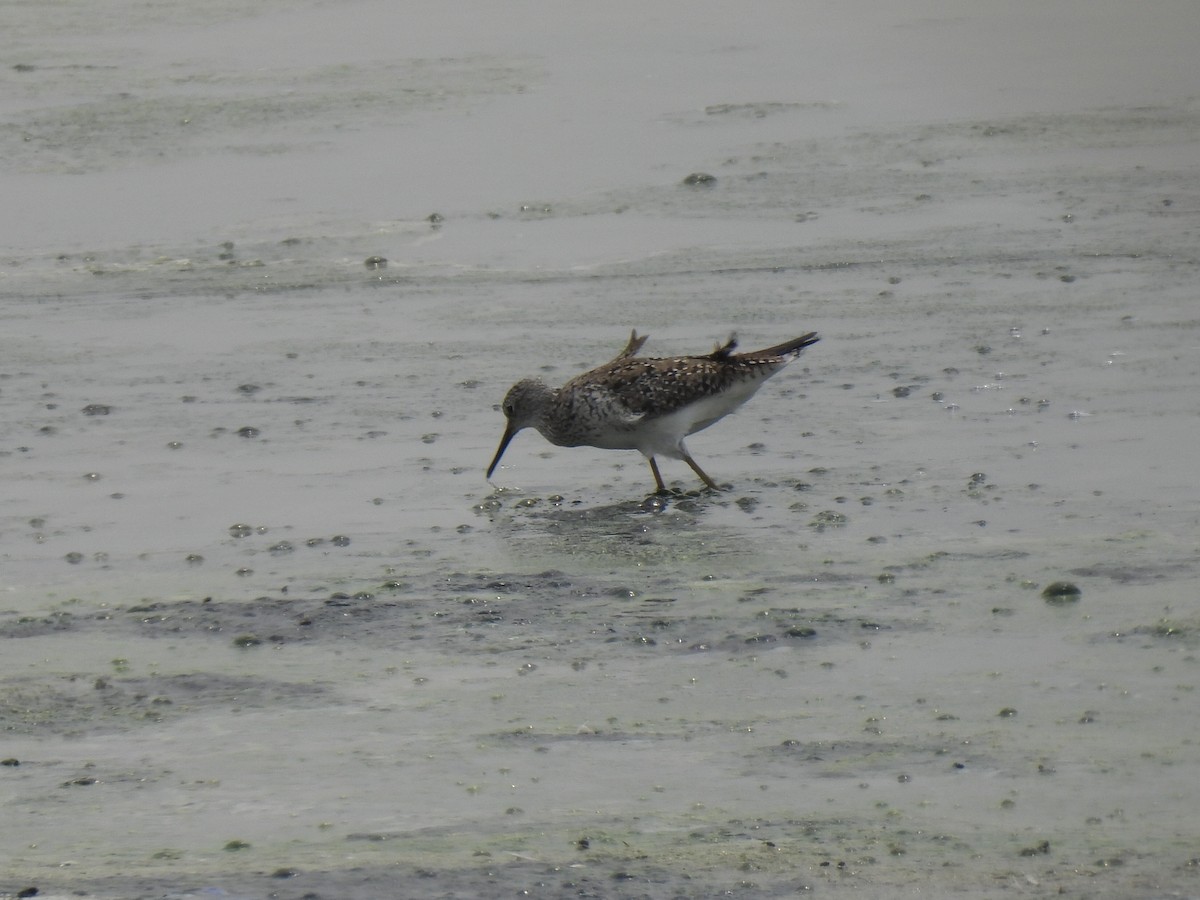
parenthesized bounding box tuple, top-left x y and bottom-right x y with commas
(503, 403, 514, 417)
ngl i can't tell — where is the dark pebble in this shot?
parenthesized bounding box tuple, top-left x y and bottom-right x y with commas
(640, 495, 667, 513)
(1042, 581, 1082, 603)
(1019, 840, 1051, 857)
(810, 510, 847, 530)
(682, 172, 716, 186)
(784, 626, 817, 639)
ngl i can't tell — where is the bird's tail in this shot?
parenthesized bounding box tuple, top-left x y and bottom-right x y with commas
(754, 332, 820, 359)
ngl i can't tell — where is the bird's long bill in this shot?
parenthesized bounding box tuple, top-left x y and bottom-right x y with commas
(486, 424, 517, 480)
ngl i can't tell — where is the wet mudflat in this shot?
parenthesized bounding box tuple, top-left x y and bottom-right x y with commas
(3, 2, 1200, 898)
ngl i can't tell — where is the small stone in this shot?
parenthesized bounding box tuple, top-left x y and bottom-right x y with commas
(784, 626, 817, 639)
(810, 510, 847, 531)
(640, 495, 667, 513)
(1042, 581, 1082, 603)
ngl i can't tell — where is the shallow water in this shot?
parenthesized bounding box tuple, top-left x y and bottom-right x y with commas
(3, 2, 1200, 898)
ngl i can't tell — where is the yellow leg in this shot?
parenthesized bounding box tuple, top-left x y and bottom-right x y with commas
(647, 457, 668, 493)
(683, 453, 721, 491)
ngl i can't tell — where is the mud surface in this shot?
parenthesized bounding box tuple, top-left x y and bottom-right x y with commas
(3, 2, 1200, 898)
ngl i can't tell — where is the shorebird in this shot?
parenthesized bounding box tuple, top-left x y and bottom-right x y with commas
(486, 329, 819, 492)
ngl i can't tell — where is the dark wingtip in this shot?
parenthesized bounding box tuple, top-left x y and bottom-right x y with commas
(757, 332, 819, 358)
(710, 334, 739, 359)
(615, 329, 650, 360)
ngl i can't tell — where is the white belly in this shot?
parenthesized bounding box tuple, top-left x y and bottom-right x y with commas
(632, 380, 767, 458)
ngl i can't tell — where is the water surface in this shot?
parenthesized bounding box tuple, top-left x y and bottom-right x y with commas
(2, 2, 1199, 897)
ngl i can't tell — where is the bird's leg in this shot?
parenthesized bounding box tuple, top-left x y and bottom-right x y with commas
(682, 453, 721, 491)
(647, 457, 668, 493)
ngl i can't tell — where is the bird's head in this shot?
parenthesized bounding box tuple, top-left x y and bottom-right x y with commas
(486, 379, 554, 480)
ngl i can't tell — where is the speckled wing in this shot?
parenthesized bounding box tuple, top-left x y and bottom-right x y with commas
(554, 332, 818, 446)
(596, 358, 736, 418)
(580, 351, 791, 421)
